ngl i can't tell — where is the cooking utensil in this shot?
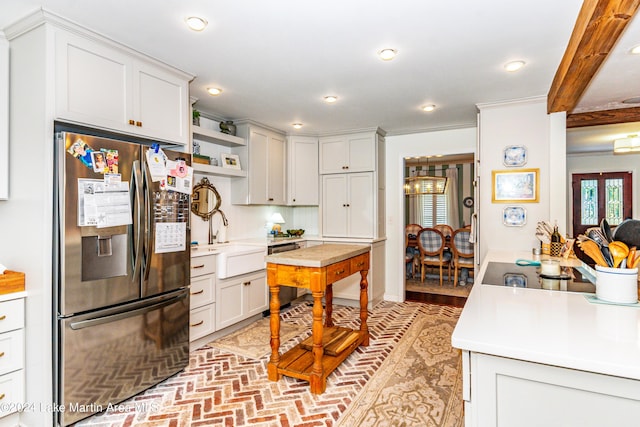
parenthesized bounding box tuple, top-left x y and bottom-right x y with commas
(627, 246, 640, 269)
(577, 239, 609, 267)
(608, 241, 630, 268)
(613, 219, 640, 249)
(584, 229, 614, 267)
(600, 218, 613, 243)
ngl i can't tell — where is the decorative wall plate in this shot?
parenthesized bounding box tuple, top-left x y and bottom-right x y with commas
(502, 145, 527, 167)
(502, 206, 526, 226)
(503, 273, 527, 287)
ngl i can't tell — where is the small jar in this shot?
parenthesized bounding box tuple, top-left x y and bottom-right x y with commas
(540, 259, 560, 276)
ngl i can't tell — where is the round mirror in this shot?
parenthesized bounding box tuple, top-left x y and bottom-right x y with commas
(191, 177, 221, 220)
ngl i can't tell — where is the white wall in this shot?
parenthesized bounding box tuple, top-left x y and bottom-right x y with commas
(566, 151, 640, 236)
(477, 97, 567, 262)
(384, 127, 477, 302)
(189, 173, 319, 243)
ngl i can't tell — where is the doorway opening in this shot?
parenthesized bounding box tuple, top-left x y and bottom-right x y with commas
(403, 154, 474, 306)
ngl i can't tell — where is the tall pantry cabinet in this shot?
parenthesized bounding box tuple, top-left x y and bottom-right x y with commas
(3, 10, 192, 427)
(320, 129, 385, 239)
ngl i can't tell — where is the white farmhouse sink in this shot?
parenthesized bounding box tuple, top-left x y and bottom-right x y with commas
(216, 244, 266, 279)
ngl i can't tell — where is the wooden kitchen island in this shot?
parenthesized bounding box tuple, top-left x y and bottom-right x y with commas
(265, 243, 370, 394)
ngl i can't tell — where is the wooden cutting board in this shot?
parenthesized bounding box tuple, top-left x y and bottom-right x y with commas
(299, 326, 361, 356)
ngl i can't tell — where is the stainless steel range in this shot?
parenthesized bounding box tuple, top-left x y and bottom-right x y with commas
(481, 261, 596, 293)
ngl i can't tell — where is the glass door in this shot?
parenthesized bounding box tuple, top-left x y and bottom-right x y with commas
(571, 171, 632, 238)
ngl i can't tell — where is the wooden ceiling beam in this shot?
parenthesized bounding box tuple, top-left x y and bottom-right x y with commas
(566, 106, 640, 128)
(547, 0, 640, 114)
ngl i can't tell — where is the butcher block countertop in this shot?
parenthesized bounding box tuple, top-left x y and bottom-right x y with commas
(264, 243, 370, 267)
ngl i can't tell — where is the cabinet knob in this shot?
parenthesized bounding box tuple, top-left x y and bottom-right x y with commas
(129, 119, 135, 125)
(0, 351, 4, 358)
(136, 121, 143, 127)
(243, 281, 251, 286)
(192, 264, 205, 269)
(190, 289, 204, 295)
(293, 198, 296, 202)
(190, 320, 204, 327)
(346, 204, 350, 207)
(268, 198, 274, 202)
(0, 315, 5, 321)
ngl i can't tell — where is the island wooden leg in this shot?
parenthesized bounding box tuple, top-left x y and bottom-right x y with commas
(310, 287, 326, 394)
(359, 268, 369, 346)
(324, 283, 334, 327)
(267, 283, 282, 381)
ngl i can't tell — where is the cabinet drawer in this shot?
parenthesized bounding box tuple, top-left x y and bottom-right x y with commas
(350, 253, 370, 272)
(191, 255, 216, 277)
(190, 274, 215, 309)
(0, 370, 24, 417)
(189, 304, 215, 341)
(0, 330, 24, 376)
(327, 260, 351, 283)
(0, 299, 24, 334)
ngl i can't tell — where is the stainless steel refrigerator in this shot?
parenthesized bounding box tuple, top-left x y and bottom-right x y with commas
(53, 128, 191, 426)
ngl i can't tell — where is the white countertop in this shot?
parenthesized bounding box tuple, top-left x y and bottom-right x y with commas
(452, 251, 640, 381)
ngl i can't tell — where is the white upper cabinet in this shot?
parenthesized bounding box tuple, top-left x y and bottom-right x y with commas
(319, 133, 376, 174)
(55, 30, 191, 144)
(287, 136, 318, 206)
(322, 172, 375, 238)
(231, 123, 286, 205)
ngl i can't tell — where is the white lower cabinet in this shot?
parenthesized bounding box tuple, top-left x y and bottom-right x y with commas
(465, 351, 640, 426)
(216, 270, 267, 330)
(0, 297, 25, 419)
(189, 254, 216, 341)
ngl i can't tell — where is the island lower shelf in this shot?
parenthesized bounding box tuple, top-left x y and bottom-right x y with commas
(276, 326, 365, 381)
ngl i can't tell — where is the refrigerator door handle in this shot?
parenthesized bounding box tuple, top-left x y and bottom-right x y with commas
(131, 160, 143, 281)
(69, 292, 187, 330)
(143, 157, 153, 281)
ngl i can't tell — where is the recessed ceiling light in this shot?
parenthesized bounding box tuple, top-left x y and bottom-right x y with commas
(378, 48, 397, 61)
(323, 95, 338, 103)
(422, 104, 436, 112)
(207, 87, 222, 96)
(185, 16, 208, 31)
(292, 123, 303, 129)
(630, 45, 640, 55)
(504, 60, 526, 72)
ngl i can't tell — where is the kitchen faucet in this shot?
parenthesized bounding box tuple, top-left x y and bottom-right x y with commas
(208, 209, 229, 244)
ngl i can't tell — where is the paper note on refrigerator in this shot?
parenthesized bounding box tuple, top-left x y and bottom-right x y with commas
(155, 222, 186, 253)
(78, 179, 132, 228)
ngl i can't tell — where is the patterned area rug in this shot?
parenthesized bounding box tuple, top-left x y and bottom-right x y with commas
(76, 300, 463, 427)
(208, 317, 307, 359)
(338, 307, 463, 426)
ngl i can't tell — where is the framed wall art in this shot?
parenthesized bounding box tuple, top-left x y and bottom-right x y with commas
(220, 153, 241, 170)
(492, 168, 539, 203)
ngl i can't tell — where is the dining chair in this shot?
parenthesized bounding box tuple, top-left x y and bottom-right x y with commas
(451, 228, 474, 286)
(416, 228, 451, 286)
(405, 224, 422, 278)
(433, 224, 454, 242)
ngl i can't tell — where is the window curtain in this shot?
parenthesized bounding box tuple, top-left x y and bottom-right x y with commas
(409, 193, 421, 224)
(446, 168, 460, 229)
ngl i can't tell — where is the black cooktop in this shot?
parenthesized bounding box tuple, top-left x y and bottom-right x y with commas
(481, 262, 596, 293)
